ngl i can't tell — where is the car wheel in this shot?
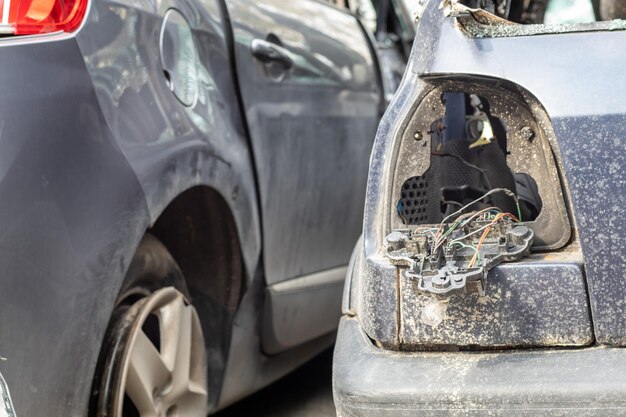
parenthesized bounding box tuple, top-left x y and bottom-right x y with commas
(94, 235, 209, 417)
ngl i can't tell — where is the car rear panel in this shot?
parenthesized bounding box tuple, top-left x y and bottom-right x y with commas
(422, 10, 626, 344)
(353, 0, 626, 349)
(335, 0, 626, 414)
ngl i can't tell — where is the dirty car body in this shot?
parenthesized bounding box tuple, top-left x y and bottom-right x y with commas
(0, 0, 389, 415)
(333, 0, 626, 415)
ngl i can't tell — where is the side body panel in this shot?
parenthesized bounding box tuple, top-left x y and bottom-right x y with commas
(225, 0, 383, 354)
(0, 36, 150, 417)
(75, 0, 263, 408)
(76, 0, 261, 270)
(0, 1, 263, 416)
(226, 0, 381, 285)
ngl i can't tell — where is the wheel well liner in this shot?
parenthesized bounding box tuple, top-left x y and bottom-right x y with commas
(150, 185, 244, 408)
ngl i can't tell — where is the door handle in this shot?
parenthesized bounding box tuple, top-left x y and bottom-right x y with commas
(250, 38, 294, 70)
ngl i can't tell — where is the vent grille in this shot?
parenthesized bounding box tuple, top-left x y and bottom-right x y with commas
(399, 176, 429, 224)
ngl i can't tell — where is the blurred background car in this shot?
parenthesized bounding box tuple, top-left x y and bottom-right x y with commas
(0, 0, 414, 416)
(333, 0, 626, 415)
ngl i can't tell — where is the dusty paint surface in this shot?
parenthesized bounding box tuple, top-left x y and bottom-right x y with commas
(398, 261, 593, 348)
(552, 115, 626, 345)
(442, 0, 626, 38)
(351, 0, 625, 355)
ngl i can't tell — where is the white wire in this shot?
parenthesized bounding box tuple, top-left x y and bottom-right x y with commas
(440, 188, 518, 225)
(448, 221, 496, 245)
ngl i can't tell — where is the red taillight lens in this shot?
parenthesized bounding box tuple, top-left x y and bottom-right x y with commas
(0, 0, 87, 35)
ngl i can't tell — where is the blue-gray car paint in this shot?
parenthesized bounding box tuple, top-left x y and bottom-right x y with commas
(349, 0, 625, 345)
(335, 0, 626, 414)
(0, 0, 383, 416)
(419, 4, 626, 345)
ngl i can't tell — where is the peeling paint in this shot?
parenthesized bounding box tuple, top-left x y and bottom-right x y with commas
(442, 0, 626, 38)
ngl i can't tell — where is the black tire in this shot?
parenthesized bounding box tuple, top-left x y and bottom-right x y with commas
(116, 234, 190, 305)
(91, 234, 208, 417)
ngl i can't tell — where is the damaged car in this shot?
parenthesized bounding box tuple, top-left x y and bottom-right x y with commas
(333, 0, 626, 415)
(0, 0, 418, 416)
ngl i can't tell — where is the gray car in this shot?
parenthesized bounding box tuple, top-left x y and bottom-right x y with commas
(333, 0, 626, 415)
(0, 0, 412, 415)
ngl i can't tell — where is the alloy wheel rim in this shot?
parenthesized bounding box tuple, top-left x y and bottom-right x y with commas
(112, 287, 208, 417)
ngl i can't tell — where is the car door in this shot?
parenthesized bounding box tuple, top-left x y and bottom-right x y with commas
(225, 0, 382, 353)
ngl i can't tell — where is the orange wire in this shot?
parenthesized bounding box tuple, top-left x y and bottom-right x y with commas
(468, 212, 518, 267)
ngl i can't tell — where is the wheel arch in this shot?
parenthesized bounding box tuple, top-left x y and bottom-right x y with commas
(148, 185, 249, 409)
(89, 179, 261, 415)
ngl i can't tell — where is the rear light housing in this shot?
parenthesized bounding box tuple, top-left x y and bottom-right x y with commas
(0, 0, 87, 35)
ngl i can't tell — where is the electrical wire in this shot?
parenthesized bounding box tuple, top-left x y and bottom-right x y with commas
(433, 207, 499, 251)
(451, 215, 515, 246)
(440, 187, 521, 226)
(458, 206, 501, 228)
(442, 200, 463, 208)
(412, 227, 439, 239)
(449, 241, 481, 267)
(432, 152, 493, 190)
(429, 188, 522, 260)
(467, 212, 518, 268)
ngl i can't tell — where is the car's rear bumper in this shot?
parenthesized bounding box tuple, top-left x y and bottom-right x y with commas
(333, 316, 626, 417)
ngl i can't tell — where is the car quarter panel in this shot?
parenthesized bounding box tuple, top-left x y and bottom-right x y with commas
(0, 0, 263, 415)
(0, 36, 150, 417)
(75, 0, 261, 280)
(74, 0, 265, 408)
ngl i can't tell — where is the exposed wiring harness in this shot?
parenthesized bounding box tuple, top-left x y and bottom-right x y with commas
(468, 212, 518, 268)
(429, 188, 522, 267)
(385, 188, 532, 298)
(440, 187, 521, 225)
